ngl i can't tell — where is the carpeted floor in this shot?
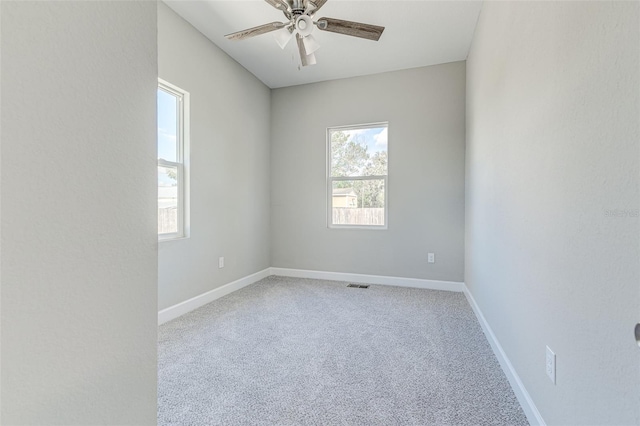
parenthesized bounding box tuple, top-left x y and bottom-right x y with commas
(158, 276, 528, 425)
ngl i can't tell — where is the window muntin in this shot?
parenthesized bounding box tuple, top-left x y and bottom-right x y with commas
(328, 123, 388, 228)
(158, 80, 188, 240)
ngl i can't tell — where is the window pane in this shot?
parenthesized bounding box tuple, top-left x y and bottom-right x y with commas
(157, 88, 178, 162)
(332, 179, 385, 226)
(158, 165, 178, 234)
(330, 126, 387, 177)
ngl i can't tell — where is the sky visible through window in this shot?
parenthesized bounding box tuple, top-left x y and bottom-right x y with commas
(342, 126, 387, 155)
(330, 125, 388, 178)
(158, 88, 177, 186)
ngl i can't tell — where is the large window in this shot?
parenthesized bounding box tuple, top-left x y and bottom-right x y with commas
(158, 80, 189, 240)
(327, 123, 388, 228)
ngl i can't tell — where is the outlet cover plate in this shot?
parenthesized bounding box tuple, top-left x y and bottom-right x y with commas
(546, 346, 556, 384)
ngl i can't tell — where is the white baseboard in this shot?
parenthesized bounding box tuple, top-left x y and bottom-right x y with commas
(270, 267, 465, 292)
(463, 286, 546, 426)
(158, 268, 271, 325)
(158, 267, 463, 325)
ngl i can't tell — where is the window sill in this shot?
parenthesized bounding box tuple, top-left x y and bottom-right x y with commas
(328, 225, 388, 230)
(159, 235, 189, 243)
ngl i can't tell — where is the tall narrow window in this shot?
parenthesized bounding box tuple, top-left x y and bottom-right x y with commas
(158, 80, 189, 240)
(328, 123, 388, 228)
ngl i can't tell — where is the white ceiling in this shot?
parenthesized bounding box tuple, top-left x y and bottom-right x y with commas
(164, 1, 483, 89)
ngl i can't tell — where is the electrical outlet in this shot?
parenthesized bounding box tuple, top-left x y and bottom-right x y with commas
(546, 346, 556, 384)
(428, 253, 435, 263)
(218, 257, 224, 269)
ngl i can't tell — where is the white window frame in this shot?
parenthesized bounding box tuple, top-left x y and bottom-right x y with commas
(158, 79, 190, 241)
(327, 122, 389, 230)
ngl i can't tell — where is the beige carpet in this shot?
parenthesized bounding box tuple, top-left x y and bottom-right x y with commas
(158, 275, 528, 425)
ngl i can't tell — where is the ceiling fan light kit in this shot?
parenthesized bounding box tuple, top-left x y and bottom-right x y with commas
(302, 34, 320, 54)
(296, 15, 313, 36)
(224, 0, 385, 67)
(274, 27, 294, 49)
(296, 33, 316, 66)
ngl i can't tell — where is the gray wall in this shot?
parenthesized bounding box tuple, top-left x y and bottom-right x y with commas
(466, 2, 639, 424)
(158, 4, 271, 310)
(1, 1, 158, 424)
(271, 63, 466, 282)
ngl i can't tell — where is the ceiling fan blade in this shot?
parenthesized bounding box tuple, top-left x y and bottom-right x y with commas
(307, 0, 328, 14)
(264, 0, 290, 12)
(316, 17, 384, 41)
(296, 33, 316, 66)
(225, 22, 286, 41)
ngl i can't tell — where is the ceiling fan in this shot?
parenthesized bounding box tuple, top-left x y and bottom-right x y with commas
(224, 0, 385, 67)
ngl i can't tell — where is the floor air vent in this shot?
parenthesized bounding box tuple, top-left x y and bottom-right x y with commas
(347, 284, 370, 289)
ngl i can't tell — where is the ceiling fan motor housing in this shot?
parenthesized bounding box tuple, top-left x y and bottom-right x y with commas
(291, 0, 305, 16)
